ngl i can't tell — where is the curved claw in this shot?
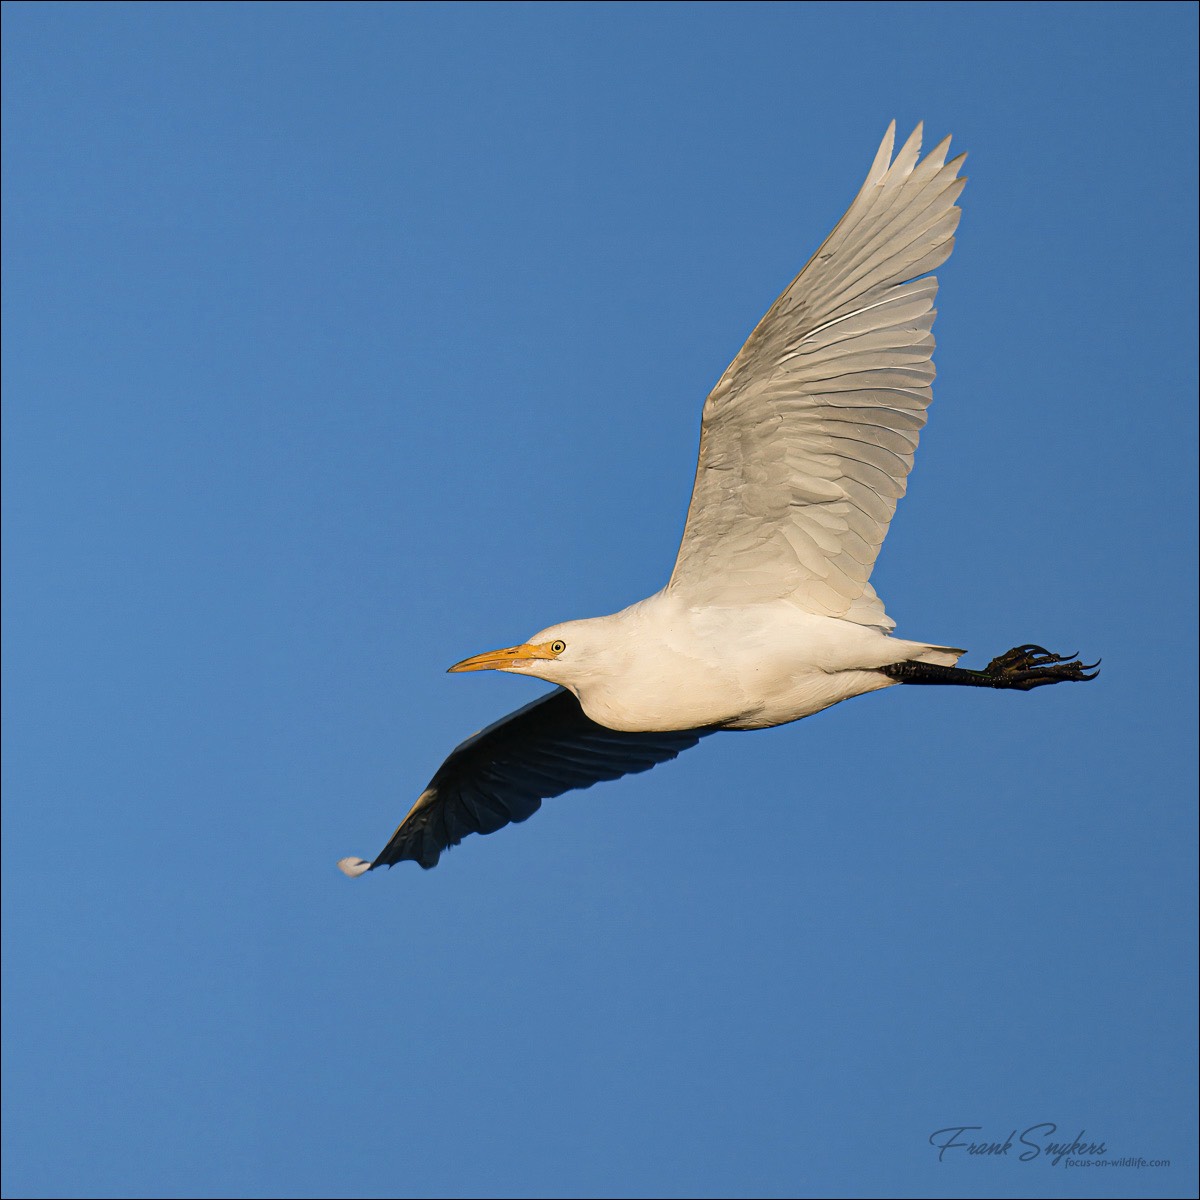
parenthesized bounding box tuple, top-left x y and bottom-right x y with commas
(983, 643, 1100, 688)
(1034, 651, 1073, 666)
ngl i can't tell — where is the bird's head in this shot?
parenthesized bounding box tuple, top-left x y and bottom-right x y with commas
(446, 619, 603, 687)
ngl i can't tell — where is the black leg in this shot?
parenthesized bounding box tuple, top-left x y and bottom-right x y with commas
(882, 644, 1100, 691)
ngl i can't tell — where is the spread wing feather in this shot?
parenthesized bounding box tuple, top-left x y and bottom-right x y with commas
(667, 122, 966, 628)
(344, 689, 710, 871)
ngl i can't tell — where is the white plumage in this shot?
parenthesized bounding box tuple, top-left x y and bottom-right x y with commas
(338, 121, 1095, 878)
(669, 122, 962, 622)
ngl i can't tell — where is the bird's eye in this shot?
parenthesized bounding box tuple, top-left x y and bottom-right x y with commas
(550, 640, 566, 654)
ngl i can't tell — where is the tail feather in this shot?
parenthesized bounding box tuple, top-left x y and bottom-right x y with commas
(910, 644, 966, 667)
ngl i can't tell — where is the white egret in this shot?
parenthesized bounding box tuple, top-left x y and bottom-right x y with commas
(338, 122, 1096, 877)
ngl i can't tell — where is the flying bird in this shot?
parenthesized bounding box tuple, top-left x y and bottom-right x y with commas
(338, 122, 1097, 878)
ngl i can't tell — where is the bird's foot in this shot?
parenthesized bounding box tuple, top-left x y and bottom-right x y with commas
(983, 644, 1100, 690)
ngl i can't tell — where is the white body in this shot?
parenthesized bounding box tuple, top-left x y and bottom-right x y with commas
(527, 593, 959, 732)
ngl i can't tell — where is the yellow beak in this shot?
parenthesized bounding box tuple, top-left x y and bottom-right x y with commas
(447, 643, 558, 673)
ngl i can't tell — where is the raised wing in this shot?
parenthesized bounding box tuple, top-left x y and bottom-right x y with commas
(667, 122, 966, 627)
(338, 689, 710, 873)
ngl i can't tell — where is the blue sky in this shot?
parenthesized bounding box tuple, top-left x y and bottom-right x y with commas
(3, 3, 1197, 1197)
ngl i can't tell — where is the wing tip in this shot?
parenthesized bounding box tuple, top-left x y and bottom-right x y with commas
(865, 121, 897, 186)
(337, 856, 372, 878)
